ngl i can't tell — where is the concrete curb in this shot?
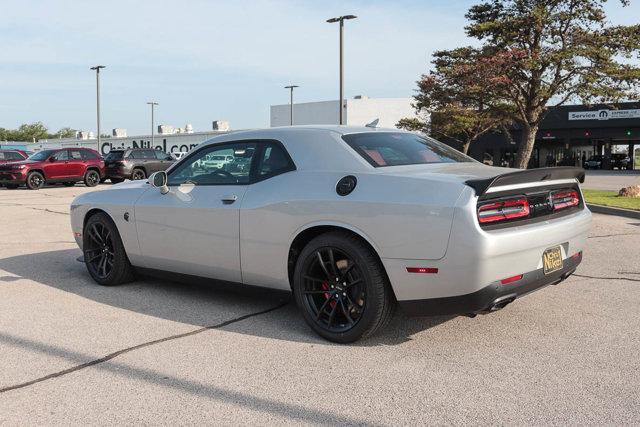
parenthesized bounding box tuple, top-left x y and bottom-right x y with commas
(587, 204, 640, 220)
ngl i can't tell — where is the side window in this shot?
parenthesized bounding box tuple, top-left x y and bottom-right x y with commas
(13, 152, 27, 160)
(256, 142, 295, 179)
(80, 150, 98, 160)
(53, 150, 69, 161)
(168, 143, 256, 186)
(69, 150, 83, 160)
(142, 150, 156, 160)
(154, 150, 173, 161)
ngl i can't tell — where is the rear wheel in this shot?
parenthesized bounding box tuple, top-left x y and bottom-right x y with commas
(26, 171, 45, 190)
(83, 212, 135, 286)
(84, 170, 100, 187)
(293, 231, 395, 343)
(110, 178, 125, 184)
(131, 169, 146, 180)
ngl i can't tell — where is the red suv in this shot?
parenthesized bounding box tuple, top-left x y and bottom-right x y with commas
(0, 148, 105, 190)
(0, 149, 29, 165)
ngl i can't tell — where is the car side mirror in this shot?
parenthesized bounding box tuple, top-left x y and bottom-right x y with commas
(149, 171, 169, 194)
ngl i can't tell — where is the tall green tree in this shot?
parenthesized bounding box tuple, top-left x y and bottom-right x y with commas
(400, 46, 512, 154)
(414, 0, 640, 168)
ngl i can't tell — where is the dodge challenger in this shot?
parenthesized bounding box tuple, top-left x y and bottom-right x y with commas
(70, 126, 591, 342)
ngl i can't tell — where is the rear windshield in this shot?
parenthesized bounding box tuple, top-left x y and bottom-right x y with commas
(342, 132, 473, 167)
(105, 151, 124, 161)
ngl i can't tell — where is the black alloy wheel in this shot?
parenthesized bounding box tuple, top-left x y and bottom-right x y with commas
(131, 169, 146, 180)
(84, 221, 115, 280)
(83, 212, 135, 286)
(26, 171, 45, 190)
(301, 246, 366, 333)
(84, 170, 100, 187)
(294, 232, 395, 343)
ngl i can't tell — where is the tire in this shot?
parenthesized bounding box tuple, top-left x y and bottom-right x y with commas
(131, 168, 146, 180)
(110, 178, 125, 184)
(26, 171, 45, 190)
(84, 169, 100, 187)
(83, 212, 135, 286)
(293, 231, 395, 343)
(63, 182, 76, 187)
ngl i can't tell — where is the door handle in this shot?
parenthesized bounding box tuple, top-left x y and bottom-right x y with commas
(221, 194, 238, 204)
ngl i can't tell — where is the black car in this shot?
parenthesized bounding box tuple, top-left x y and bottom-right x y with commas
(611, 153, 631, 170)
(104, 148, 175, 183)
(583, 155, 603, 170)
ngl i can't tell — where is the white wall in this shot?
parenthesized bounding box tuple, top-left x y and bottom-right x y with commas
(270, 97, 415, 128)
(34, 131, 231, 155)
(346, 98, 415, 128)
(270, 100, 343, 127)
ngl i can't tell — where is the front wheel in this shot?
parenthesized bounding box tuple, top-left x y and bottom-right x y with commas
(26, 171, 45, 190)
(83, 212, 135, 286)
(293, 231, 395, 343)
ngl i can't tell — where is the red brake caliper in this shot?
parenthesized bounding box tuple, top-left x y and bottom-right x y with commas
(321, 282, 337, 309)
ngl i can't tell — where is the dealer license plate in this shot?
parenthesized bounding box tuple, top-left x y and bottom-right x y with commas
(542, 246, 563, 275)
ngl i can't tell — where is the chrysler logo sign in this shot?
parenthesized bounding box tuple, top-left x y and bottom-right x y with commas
(568, 109, 640, 121)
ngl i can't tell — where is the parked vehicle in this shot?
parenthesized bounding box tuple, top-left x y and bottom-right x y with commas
(104, 148, 175, 183)
(0, 150, 29, 187)
(583, 155, 603, 169)
(611, 153, 631, 170)
(0, 148, 104, 190)
(0, 150, 28, 164)
(70, 127, 591, 343)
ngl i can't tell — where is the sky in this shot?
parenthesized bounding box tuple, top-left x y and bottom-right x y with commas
(1, 0, 638, 136)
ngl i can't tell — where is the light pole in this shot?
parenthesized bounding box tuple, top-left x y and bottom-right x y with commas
(326, 15, 356, 125)
(90, 65, 106, 152)
(146, 101, 159, 148)
(284, 85, 299, 125)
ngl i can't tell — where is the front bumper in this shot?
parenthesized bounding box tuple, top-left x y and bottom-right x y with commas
(0, 170, 27, 184)
(399, 251, 582, 316)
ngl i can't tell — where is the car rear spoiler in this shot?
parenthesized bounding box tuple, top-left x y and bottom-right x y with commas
(465, 167, 585, 197)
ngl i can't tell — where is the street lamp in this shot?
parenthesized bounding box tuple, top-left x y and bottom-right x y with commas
(284, 85, 299, 125)
(326, 14, 357, 125)
(90, 65, 106, 152)
(146, 101, 159, 148)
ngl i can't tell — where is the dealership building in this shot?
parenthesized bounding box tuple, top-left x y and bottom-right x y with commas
(270, 96, 414, 128)
(466, 102, 640, 169)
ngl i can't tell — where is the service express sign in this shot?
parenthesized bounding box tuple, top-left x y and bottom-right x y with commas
(568, 109, 640, 121)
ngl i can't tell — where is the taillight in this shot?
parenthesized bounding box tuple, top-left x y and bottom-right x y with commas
(551, 190, 579, 210)
(477, 197, 530, 224)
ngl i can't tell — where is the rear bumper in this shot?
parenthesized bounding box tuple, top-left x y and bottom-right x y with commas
(105, 168, 131, 179)
(399, 252, 581, 316)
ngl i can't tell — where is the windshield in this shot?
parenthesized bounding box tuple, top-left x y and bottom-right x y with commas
(28, 150, 56, 161)
(342, 132, 474, 167)
(105, 151, 124, 161)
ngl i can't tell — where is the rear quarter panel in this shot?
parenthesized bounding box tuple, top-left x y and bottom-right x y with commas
(240, 170, 465, 290)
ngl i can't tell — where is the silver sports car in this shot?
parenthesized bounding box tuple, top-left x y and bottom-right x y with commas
(70, 126, 592, 343)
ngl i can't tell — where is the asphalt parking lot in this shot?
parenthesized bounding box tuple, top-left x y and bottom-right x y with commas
(1, 184, 639, 425)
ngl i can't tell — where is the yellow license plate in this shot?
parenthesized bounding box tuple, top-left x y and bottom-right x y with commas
(542, 246, 563, 275)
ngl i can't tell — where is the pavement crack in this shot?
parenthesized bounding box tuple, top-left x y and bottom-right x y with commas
(0, 300, 289, 394)
(588, 233, 640, 239)
(573, 273, 640, 283)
